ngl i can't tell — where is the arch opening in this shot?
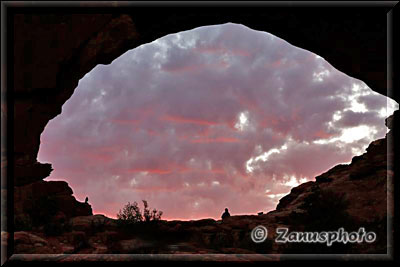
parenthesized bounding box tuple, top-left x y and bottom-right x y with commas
(36, 23, 398, 221)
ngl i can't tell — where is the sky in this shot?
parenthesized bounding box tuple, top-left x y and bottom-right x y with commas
(37, 23, 398, 221)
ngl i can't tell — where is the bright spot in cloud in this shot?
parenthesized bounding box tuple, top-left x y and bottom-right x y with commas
(281, 176, 308, 187)
(333, 111, 342, 121)
(246, 143, 290, 173)
(339, 125, 377, 143)
(349, 99, 368, 113)
(212, 181, 220, 186)
(267, 193, 287, 199)
(235, 111, 249, 131)
(312, 69, 330, 82)
(314, 125, 377, 145)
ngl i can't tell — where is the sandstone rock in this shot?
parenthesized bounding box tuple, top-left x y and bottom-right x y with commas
(14, 231, 48, 246)
(117, 238, 154, 253)
(51, 211, 67, 225)
(92, 244, 109, 254)
(14, 163, 53, 187)
(14, 231, 54, 254)
(276, 181, 314, 211)
(69, 215, 117, 233)
(61, 245, 75, 254)
(269, 116, 393, 248)
(198, 225, 218, 232)
(187, 218, 216, 227)
(87, 231, 119, 252)
(385, 110, 398, 130)
(64, 231, 87, 250)
(14, 180, 92, 230)
(10, 11, 396, 256)
(10, 11, 397, 255)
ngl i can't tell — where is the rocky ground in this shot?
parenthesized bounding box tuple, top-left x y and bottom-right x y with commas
(8, 111, 397, 258)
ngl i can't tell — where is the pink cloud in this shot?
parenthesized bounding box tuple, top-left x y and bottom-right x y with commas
(190, 137, 244, 143)
(125, 169, 172, 175)
(160, 114, 219, 126)
(194, 46, 251, 57)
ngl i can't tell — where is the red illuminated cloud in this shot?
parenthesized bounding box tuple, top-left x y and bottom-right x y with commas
(194, 46, 251, 57)
(126, 169, 172, 175)
(190, 137, 243, 143)
(161, 114, 219, 126)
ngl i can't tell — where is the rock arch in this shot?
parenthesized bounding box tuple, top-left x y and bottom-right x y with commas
(4, 4, 399, 259)
(9, 6, 398, 220)
(12, 7, 397, 187)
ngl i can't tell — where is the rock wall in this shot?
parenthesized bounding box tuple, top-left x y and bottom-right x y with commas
(13, 14, 141, 186)
(274, 111, 397, 221)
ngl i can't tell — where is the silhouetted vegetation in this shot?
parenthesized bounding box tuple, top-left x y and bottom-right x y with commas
(116, 200, 163, 227)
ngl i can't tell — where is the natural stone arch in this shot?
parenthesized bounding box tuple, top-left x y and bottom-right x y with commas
(5, 4, 398, 259)
(11, 6, 397, 187)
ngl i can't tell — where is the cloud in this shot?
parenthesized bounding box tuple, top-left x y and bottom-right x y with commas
(38, 23, 398, 220)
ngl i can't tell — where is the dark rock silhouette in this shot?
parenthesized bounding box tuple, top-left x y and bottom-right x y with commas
(9, 11, 397, 258)
(14, 180, 93, 231)
(221, 208, 231, 220)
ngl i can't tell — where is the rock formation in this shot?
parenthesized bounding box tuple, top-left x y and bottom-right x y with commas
(14, 180, 92, 232)
(4, 8, 398, 261)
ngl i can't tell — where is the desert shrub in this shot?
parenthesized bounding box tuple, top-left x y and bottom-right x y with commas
(143, 200, 163, 222)
(117, 201, 143, 225)
(116, 200, 163, 227)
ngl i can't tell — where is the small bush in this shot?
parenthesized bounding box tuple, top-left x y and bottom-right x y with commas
(116, 200, 163, 226)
